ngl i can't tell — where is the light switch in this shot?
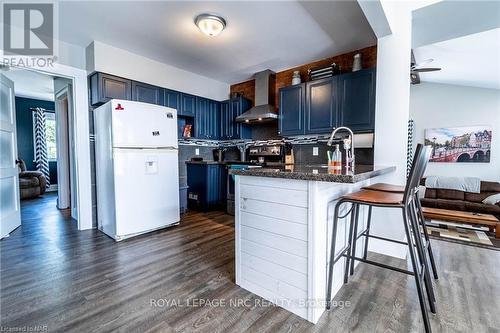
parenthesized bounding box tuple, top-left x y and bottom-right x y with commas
(313, 147, 319, 156)
(195, 148, 200, 156)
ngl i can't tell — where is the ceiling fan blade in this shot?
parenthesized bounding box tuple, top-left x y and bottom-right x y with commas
(412, 67, 441, 72)
(412, 58, 434, 69)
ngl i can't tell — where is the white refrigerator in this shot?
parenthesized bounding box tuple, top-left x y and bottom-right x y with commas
(94, 99, 180, 241)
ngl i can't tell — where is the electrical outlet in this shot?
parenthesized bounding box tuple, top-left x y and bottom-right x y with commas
(195, 148, 200, 156)
(313, 147, 319, 156)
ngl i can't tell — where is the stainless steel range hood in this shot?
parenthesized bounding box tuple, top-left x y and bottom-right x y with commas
(236, 69, 278, 124)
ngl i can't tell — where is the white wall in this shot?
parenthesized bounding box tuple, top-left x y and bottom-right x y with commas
(86, 41, 229, 101)
(410, 82, 500, 181)
(359, 0, 414, 258)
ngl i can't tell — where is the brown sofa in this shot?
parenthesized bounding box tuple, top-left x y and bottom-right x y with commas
(420, 178, 500, 219)
(16, 159, 47, 199)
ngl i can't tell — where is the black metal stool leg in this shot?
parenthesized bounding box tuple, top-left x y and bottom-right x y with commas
(409, 200, 437, 314)
(326, 200, 343, 309)
(363, 206, 372, 260)
(415, 195, 439, 280)
(350, 204, 360, 276)
(402, 207, 432, 333)
(344, 203, 357, 284)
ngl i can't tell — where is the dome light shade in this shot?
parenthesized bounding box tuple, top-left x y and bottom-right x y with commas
(195, 14, 226, 37)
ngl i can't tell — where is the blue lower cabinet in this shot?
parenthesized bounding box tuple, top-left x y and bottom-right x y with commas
(186, 163, 227, 211)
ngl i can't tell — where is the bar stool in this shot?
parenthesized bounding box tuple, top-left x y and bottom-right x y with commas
(362, 166, 438, 280)
(326, 144, 435, 333)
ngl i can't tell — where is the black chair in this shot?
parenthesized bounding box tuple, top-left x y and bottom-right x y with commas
(326, 144, 436, 333)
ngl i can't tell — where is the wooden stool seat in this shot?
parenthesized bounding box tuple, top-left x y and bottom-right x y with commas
(341, 189, 403, 205)
(362, 183, 405, 193)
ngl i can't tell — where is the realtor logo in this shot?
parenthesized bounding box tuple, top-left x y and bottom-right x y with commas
(3, 3, 54, 56)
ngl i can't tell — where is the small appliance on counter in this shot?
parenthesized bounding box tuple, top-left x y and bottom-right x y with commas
(284, 143, 294, 164)
(246, 142, 286, 166)
(213, 148, 225, 162)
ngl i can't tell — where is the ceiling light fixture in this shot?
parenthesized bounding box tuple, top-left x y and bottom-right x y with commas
(195, 14, 226, 37)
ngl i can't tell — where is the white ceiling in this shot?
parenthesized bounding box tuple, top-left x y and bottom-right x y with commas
(412, 0, 500, 48)
(4, 69, 55, 101)
(58, 1, 376, 83)
(413, 28, 500, 90)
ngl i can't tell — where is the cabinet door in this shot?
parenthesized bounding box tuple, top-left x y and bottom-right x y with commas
(220, 101, 231, 140)
(131, 81, 163, 105)
(306, 77, 337, 134)
(195, 97, 209, 139)
(209, 100, 220, 139)
(230, 99, 241, 139)
(279, 84, 305, 136)
(164, 89, 180, 111)
(338, 68, 376, 132)
(90, 73, 131, 106)
(181, 93, 196, 117)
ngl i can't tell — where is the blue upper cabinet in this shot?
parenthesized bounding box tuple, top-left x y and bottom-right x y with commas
(279, 83, 305, 136)
(219, 101, 232, 140)
(164, 89, 181, 111)
(131, 81, 164, 105)
(195, 98, 220, 139)
(338, 67, 376, 132)
(181, 93, 196, 117)
(278, 67, 376, 136)
(306, 77, 337, 134)
(208, 100, 221, 139)
(195, 97, 209, 139)
(89, 72, 131, 106)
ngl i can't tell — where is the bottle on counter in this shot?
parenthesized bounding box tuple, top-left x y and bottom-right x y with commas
(330, 144, 342, 172)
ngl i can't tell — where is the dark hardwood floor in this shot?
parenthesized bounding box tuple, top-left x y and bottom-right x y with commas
(1, 193, 499, 332)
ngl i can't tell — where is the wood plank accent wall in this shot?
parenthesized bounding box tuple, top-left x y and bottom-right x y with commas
(230, 45, 377, 109)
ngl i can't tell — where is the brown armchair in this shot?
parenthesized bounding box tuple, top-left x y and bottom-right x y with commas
(16, 159, 47, 199)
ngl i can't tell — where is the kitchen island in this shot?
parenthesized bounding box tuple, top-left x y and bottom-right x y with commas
(230, 165, 395, 323)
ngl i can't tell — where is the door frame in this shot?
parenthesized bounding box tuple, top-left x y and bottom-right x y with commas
(54, 86, 72, 214)
(7, 63, 92, 230)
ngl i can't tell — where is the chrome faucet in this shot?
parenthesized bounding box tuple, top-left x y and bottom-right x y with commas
(327, 127, 355, 169)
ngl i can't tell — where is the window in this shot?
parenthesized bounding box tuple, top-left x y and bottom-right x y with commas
(45, 113, 57, 160)
(33, 111, 57, 161)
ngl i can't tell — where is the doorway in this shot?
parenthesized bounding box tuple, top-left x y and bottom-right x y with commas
(2, 68, 78, 236)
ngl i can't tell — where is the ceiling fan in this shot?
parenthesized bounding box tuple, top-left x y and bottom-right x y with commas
(410, 50, 441, 84)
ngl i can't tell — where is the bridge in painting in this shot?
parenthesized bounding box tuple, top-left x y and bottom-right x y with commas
(430, 147, 491, 162)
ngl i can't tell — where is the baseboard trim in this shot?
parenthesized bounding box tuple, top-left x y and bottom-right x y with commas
(46, 185, 58, 192)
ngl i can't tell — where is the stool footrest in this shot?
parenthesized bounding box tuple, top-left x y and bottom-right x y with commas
(344, 255, 415, 276)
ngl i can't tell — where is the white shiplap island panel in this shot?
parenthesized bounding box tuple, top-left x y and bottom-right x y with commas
(235, 175, 373, 323)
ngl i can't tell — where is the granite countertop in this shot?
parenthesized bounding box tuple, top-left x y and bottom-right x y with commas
(185, 160, 225, 165)
(229, 164, 396, 183)
(185, 160, 261, 165)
